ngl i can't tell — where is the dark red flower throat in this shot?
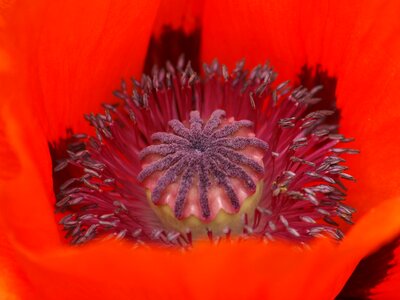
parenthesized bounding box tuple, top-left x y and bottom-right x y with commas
(54, 58, 357, 246)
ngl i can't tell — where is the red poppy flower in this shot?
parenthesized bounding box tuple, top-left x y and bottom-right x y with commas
(1, 0, 400, 299)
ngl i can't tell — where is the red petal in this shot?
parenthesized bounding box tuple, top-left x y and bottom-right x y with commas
(2, 1, 400, 298)
(0, 104, 60, 251)
(201, 0, 400, 216)
(0, 197, 398, 299)
(201, 1, 307, 79)
(3, 0, 160, 140)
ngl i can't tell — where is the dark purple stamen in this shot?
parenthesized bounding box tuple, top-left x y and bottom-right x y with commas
(138, 110, 268, 219)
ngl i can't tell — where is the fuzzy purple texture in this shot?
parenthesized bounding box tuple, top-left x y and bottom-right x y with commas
(138, 109, 267, 219)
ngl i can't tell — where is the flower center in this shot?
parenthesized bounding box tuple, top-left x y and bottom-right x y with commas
(53, 58, 357, 246)
(137, 109, 267, 233)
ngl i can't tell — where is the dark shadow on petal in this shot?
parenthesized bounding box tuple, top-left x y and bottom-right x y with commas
(143, 25, 201, 73)
(336, 236, 400, 299)
(298, 65, 340, 128)
(49, 129, 85, 209)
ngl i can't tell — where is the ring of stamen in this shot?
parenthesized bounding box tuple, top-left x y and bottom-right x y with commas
(53, 58, 357, 246)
